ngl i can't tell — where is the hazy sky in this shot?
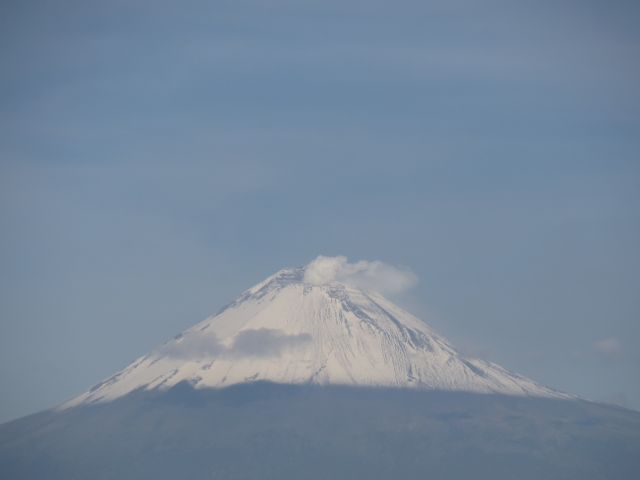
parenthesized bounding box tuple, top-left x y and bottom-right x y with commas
(1, 0, 639, 422)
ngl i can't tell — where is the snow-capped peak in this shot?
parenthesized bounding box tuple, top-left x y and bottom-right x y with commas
(63, 258, 568, 408)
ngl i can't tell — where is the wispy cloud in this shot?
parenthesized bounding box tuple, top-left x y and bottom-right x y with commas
(303, 255, 417, 294)
(231, 329, 312, 357)
(593, 337, 622, 360)
(157, 334, 225, 360)
(157, 329, 311, 361)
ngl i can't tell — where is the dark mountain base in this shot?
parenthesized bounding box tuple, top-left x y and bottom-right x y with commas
(1, 382, 639, 480)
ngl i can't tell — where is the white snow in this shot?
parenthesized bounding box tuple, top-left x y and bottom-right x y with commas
(63, 263, 568, 408)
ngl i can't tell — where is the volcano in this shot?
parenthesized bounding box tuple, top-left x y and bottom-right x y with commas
(65, 263, 564, 408)
(1, 258, 639, 480)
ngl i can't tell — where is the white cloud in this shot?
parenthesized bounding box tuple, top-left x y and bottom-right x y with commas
(594, 337, 622, 359)
(230, 329, 311, 357)
(158, 329, 311, 360)
(157, 333, 224, 360)
(303, 255, 418, 294)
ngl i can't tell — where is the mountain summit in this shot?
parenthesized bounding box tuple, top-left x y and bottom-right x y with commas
(65, 257, 564, 407)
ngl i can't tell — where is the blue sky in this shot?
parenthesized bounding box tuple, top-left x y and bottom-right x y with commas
(1, 0, 639, 422)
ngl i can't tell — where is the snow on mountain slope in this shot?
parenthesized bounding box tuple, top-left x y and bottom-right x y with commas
(63, 260, 567, 408)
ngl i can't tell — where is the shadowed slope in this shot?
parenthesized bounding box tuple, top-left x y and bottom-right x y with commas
(2, 383, 639, 480)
